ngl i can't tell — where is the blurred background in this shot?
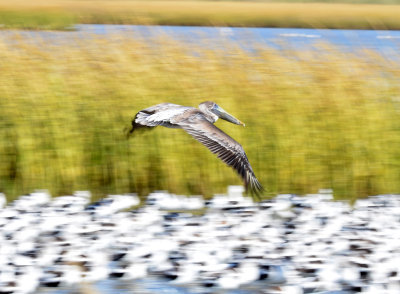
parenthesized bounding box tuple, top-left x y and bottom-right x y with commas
(1, 2, 400, 294)
(0, 0, 400, 202)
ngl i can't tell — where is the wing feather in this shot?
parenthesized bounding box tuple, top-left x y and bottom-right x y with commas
(179, 119, 263, 196)
(128, 103, 192, 136)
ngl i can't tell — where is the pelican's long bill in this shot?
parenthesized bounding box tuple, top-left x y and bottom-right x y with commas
(212, 104, 245, 126)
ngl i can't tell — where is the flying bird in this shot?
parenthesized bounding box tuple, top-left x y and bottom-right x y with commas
(128, 101, 263, 196)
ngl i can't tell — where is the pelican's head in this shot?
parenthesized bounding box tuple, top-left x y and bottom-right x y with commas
(199, 101, 245, 126)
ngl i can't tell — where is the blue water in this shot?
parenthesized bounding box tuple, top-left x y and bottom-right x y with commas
(77, 24, 400, 59)
(1, 25, 400, 58)
(75, 24, 400, 55)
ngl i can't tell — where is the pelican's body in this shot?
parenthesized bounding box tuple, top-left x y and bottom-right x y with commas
(129, 102, 263, 195)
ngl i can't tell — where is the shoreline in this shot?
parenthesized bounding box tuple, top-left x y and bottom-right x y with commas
(1, 1, 400, 30)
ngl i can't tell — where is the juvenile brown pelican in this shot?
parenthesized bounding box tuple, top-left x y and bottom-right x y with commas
(128, 101, 263, 196)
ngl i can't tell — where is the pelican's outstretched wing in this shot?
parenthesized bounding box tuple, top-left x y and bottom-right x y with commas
(179, 118, 263, 196)
(128, 103, 192, 135)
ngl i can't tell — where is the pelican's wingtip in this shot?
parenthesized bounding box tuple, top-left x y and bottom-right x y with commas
(246, 181, 264, 201)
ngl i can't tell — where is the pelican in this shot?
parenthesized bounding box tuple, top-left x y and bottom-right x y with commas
(128, 101, 263, 196)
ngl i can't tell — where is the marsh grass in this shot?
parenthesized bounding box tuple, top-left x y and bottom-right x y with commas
(0, 10, 75, 30)
(0, 33, 400, 201)
(2, 1, 400, 30)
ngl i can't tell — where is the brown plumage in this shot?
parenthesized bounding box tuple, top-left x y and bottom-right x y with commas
(128, 101, 263, 197)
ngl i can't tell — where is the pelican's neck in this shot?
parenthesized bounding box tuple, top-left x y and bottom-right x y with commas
(199, 104, 218, 124)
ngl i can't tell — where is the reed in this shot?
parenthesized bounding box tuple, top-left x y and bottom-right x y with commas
(0, 33, 399, 201)
(0, 10, 75, 30)
(1, 0, 400, 30)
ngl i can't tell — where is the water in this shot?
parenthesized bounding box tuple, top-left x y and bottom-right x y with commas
(76, 24, 400, 55)
(1, 25, 400, 57)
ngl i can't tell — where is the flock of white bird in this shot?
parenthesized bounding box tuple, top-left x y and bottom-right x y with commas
(0, 186, 399, 294)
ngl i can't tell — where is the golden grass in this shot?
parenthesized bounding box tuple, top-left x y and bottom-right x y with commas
(0, 33, 400, 201)
(2, 0, 400, 30)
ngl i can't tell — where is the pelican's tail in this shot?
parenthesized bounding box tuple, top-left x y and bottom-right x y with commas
(126, 110, 157, 139)
(125, 125, 135, 139)
(126, 120, 145, 139)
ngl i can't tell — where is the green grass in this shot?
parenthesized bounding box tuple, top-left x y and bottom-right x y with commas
(0, 10, 75, 30)
(2, 1, 400, 30)
(0, 35, 399, 201)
